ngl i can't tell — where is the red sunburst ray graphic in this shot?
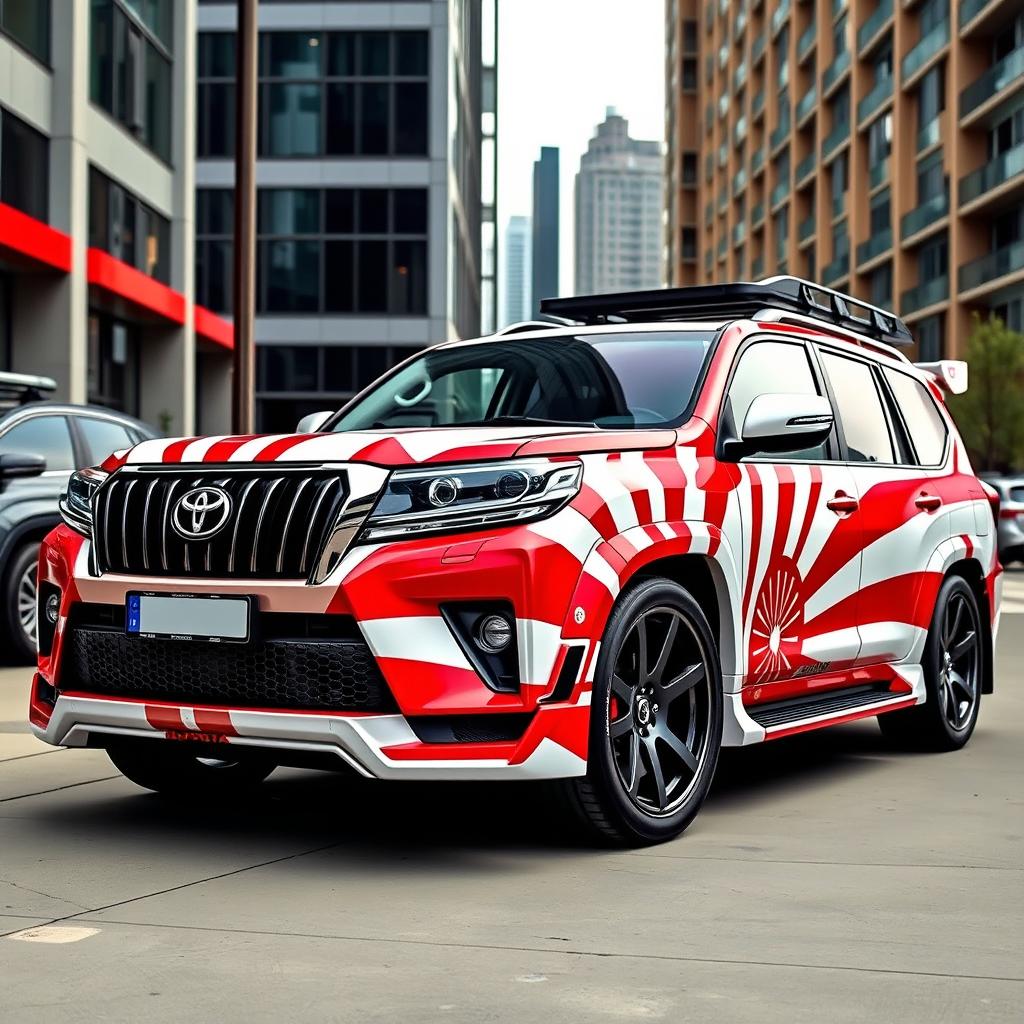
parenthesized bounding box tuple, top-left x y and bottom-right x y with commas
(749, 557, 804, 683)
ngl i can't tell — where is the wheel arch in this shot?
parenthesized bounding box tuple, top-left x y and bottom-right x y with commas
(944, 557, 994, 695)
(566, 523, 741, 680)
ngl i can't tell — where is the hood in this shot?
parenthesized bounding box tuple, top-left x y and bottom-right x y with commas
(102, 424, 680, 472)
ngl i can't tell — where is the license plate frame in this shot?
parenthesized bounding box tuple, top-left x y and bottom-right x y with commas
(125, 592, 253, 644)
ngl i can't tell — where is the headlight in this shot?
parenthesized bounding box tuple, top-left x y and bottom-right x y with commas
(360, 460, 582, 542)
(59, 468, 107, 537)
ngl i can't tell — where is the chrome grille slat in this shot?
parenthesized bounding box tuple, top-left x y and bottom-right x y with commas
(141, 478, 157, 571)
(300, 479, 338, 575)
(276, 477, 310, 574)
(94, 468, 354, 580)
(250, 478, 284, 573)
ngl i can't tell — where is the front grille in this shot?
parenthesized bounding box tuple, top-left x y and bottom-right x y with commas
(93, 468, 350, 579)
(60, 607, 396, 713)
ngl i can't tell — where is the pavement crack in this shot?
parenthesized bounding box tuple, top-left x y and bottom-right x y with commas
(52, 917, 1024, 985)
(0, 777, 121, 804)
(0, 842, 342, 940)
(0, 879, 91, 913)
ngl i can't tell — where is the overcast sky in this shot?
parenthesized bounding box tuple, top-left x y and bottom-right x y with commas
(496, 0, 666, 296)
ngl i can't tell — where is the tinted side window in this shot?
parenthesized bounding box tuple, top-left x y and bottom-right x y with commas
(0, 415, 75, 471)
(820, 352, 894, 463)
(77, 416, 135, 464)
(882, 368, 948, 466)
(726, 340, 827, 460)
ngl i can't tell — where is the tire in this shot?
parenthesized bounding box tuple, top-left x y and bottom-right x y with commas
(556, 577, 723, 846)
(107, 742, 275, 798)
(878, 575, 982, 751)
(2, 542, 40, 665)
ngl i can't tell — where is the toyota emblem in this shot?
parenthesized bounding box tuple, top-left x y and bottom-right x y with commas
(171, 486, 233, 540)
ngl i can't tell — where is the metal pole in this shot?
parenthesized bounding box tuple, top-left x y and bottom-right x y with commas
(231, 0, 258, 433)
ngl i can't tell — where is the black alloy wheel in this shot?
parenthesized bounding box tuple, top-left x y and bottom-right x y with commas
(879, 574, 983, 751)
(557, 578, 723, 846)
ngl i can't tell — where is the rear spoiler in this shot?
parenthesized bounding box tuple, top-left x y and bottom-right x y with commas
(914, 360, 968, 395)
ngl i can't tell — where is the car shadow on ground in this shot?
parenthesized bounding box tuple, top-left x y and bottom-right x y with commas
(23, 719, 926, 865)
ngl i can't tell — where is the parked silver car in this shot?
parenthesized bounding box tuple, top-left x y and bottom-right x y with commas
(981, 474, 1024, 566)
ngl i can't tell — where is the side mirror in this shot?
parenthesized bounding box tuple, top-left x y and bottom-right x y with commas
(295, 410, 333, 434)
(738, 393, 834, 456)
(0, 452, 47, 480)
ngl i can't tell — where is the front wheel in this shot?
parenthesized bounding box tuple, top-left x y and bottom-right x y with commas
(107, 742, 275, 798)
(557, 578, 723, 846)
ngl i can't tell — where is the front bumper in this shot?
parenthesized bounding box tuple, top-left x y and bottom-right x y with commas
(34, 517, 600, 779)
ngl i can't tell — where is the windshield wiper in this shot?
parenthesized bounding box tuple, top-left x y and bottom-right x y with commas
(455, 415, 597, 429)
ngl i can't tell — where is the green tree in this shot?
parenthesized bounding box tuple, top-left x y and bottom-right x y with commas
(948, 313, 1024, 473)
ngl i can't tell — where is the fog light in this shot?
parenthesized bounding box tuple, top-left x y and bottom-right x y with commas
(476, 614, 513, 653)
(45, 593, 60, 625)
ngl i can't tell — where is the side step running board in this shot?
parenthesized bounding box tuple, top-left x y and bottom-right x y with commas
(747, 683, 917, 739)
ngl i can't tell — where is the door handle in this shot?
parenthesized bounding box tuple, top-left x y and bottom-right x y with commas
(826, 491, 859, 516)
(915, 492, 942, 513)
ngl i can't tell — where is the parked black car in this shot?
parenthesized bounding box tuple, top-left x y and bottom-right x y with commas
(0, 372, 157, 663)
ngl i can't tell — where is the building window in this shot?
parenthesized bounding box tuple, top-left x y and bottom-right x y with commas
(830, 85, 850, 129)
(917, 65, 944, 130)
(833, 14, 848, 58)
(0, 0, 50, 63)
(867, 112, 892, 165)
(682, 58, 697, 91)
(682, 151, 698, 185)
(255, 343, 421, 433)
(198, 30, 429, 159)
(916, 150, 946, 203)
(917, 236, 948, 281)
(869, 188, 890, 234)
(682, 19, 698, 53)
(916, 315, 943, 362)
(0, 106, 48, 222)
(90, 0, 173, 162)
(88, 167, 171, 284)
(775, 25, 789, 87)
(196, 187, 429, 316)
(870, 263, 892, 307)
(681, 227, 697, 260)
(87, 313, 140, 415)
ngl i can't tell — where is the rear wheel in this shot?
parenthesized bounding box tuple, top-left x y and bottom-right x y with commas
(2, 542, 40, 664)
(107, 743, 275, 798)
(878, 575, 982, 751)
(557, 578, 723, 846)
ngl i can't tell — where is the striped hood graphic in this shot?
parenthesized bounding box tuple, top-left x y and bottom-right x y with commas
(101, 426, 679, 471)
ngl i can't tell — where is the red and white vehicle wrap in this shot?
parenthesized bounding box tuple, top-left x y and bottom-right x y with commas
(30, 316, 1002, 786)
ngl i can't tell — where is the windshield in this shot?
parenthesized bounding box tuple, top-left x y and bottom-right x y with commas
(329, 331, 717, 431)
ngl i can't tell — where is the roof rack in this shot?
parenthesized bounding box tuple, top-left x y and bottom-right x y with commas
(539, 276, 914, 348)
(0, 370, 58, 404)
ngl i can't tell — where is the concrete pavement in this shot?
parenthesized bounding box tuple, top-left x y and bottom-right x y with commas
(1, 573, 1022, 1022)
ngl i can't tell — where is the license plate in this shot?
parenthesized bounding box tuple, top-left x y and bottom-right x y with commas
(126, 593, 252, 643)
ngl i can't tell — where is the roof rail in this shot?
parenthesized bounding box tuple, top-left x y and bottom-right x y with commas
(0, 370, 58, 404)
(754, 310, 911, 363)
(492, 320, 568, 336)
(540, 276, 913, 347)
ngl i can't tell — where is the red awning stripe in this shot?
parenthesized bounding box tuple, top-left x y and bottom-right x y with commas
(0, 202, 72, 272)
(86, 247, 186, 325)
(194, 304, 234, 350)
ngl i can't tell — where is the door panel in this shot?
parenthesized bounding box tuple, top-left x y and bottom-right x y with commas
(739, 461, 863, 688)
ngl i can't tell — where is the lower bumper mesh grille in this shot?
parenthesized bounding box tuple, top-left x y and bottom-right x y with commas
(61, 619, 396, 713)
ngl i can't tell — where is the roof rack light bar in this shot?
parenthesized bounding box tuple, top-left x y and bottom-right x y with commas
(539, 276, 914, 347)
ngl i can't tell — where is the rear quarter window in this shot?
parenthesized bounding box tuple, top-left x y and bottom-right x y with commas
(882, 367, 948, 466)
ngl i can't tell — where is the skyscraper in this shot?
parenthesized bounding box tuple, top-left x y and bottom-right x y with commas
(531, 147, 560, 313)
(502, 216, 532, 327)
(664, 0, 1024, 359)
(195, 0, 498, 431)
(575, 109, 664, 296)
